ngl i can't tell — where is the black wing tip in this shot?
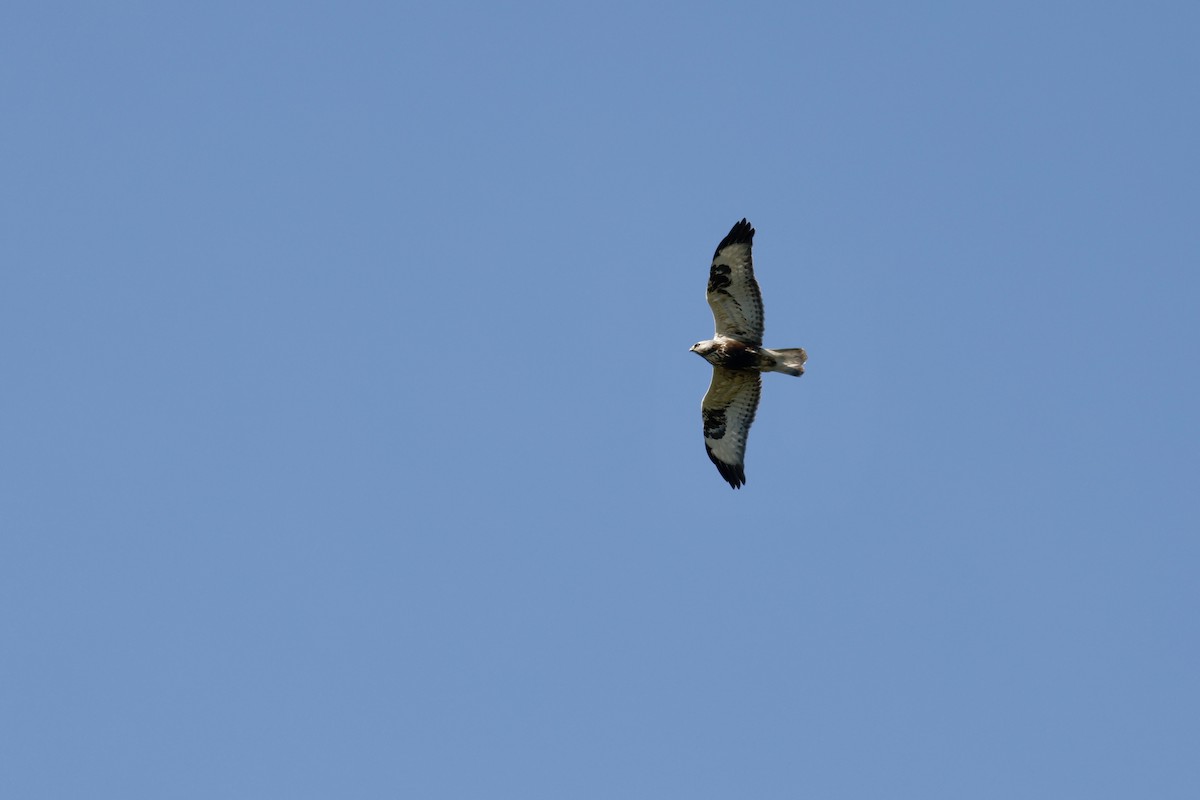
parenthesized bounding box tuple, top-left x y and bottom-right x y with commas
(706, 446, 746, 489)
(713, 218, 755, 259)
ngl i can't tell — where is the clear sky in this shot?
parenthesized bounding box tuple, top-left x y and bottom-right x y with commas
(3, 2, 1198, 797)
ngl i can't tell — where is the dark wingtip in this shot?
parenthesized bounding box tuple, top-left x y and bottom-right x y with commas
(706, 445, 746, 489)
(713, 218, 755, 260)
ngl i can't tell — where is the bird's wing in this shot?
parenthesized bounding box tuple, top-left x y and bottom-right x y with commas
(707, 218, 764, 346)
(702, 367, 761, 489)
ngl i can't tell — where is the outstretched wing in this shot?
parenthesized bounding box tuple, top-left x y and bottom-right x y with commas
(707, 219, 764, 346)
(701, 367, 762, 489)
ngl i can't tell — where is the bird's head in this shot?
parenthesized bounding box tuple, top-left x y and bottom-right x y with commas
(690, 340, 718, 358)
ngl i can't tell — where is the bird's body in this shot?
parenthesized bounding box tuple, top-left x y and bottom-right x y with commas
(691, 336, 807, 376)
(691, 219, 806, 489)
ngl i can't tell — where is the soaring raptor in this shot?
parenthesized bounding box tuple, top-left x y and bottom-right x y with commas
(691, 219, 807, 489)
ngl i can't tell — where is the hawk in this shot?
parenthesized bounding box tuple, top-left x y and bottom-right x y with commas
(691, 219, 807, 489)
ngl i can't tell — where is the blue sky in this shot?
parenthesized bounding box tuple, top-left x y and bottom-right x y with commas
(3, 2, 1198, 797)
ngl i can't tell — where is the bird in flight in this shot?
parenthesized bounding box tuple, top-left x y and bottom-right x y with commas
(691, 219, 807, 489)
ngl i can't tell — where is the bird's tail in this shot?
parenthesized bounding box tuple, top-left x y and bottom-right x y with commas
(766, 347, 807, 377)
